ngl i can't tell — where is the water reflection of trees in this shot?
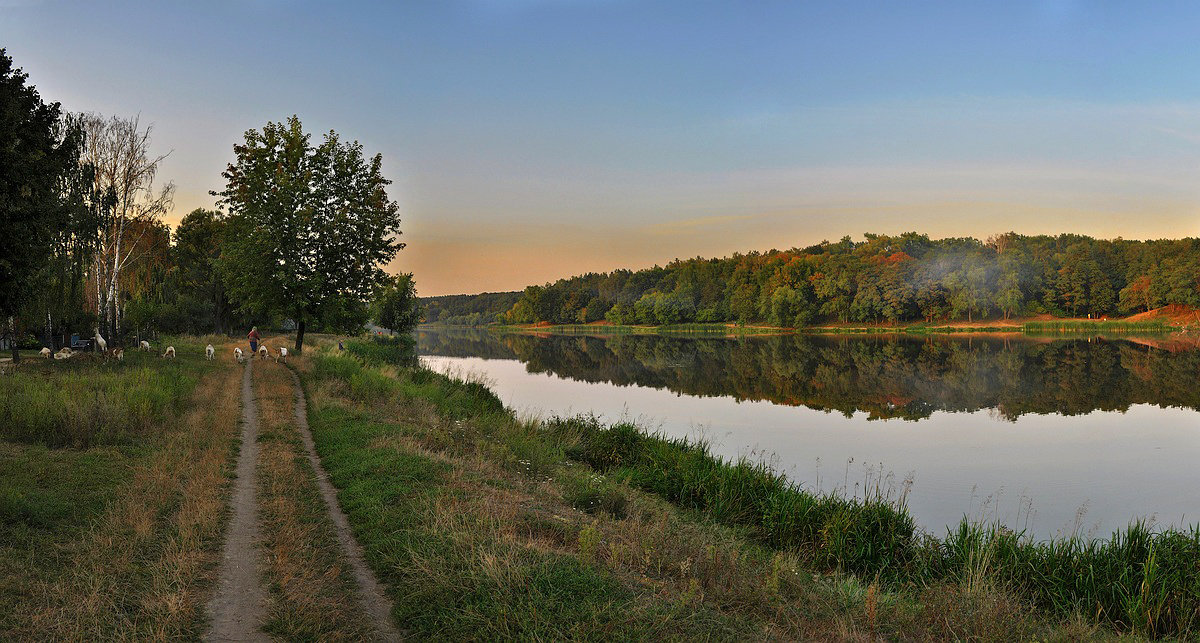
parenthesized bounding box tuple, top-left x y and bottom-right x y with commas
(416, 330, 1200, 420)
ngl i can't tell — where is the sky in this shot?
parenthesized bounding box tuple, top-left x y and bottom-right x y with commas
(4, 1, 1200, 296)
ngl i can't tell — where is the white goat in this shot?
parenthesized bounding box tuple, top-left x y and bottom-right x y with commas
(94, 330, 107, 353)
(140, 340, 151, 351)
(113, 348, 124, 361)
(163, 346, 176, 359)
(234, 347, 244, 363)
(205, 344, 215, 360)
(40, 347, 51, 358)
(277, 347, 288, 362)
(53, 347, 73, 360)
(257, 345, 269, 359)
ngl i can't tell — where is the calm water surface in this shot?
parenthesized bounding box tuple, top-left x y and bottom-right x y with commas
(417, 329, 1199, 539)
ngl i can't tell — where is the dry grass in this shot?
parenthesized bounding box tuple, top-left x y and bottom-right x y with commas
(253, 357, 374, 640)
(2, 337, 242, 640)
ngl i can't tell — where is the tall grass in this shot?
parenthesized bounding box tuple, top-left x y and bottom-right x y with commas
(1023, 320, 1172, 334)
(0, 365, 195, 447)
(549, 416, 920, 581)
(940, 521, 1200, 637)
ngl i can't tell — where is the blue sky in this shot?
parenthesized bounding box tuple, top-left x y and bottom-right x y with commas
(4, 1, 1200, 294)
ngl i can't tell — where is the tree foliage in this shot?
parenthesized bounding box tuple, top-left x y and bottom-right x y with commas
(473, 232, 1200, 327)
(214, 116, 403, 351)
(0, 49, 104, 359)
(372, 272, 422, 333)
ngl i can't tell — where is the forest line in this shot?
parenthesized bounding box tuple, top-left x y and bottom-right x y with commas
(422, 232, 1200, 328)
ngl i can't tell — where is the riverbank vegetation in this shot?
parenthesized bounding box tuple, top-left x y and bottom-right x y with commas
(422, 233, 1200, 331)
(299, 337, 1197, 638)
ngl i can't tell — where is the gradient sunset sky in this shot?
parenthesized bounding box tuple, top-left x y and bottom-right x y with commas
(4, 1, 1200, 295)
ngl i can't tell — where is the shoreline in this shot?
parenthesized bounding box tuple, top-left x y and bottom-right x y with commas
(422, 318, 1181, 338)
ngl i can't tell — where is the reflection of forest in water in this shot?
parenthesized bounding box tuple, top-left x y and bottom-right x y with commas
(416, 329, 1200, 420)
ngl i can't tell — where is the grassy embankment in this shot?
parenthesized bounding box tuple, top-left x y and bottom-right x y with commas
(0, 336, 239, 639)
(298, 335, 1199, 639)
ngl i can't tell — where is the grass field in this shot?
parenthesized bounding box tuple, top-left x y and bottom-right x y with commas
(295, 337, 1180, 639)
(0, 336, 241, 639)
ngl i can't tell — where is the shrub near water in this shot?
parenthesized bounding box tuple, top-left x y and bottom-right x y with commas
(0, 366, 195, 448)
(344, 335, 418, 368)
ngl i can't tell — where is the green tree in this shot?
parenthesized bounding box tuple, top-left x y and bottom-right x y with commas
(372, 273, 422, 333)
(214, 116, 404, 352)
(0, 49, 92, 360)
(172, 208, 237, 333)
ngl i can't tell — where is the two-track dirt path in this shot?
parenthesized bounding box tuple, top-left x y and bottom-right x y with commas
(205, 360, 269, 642)
(205, 357, 399, 641)
(285, 367, 401, 641)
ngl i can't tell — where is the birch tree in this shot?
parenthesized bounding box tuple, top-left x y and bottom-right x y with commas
(80, 113, 174, 338)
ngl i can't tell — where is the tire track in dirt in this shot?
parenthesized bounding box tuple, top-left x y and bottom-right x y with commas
(205, 360, 269, 642)
(284, 366, 402, 642)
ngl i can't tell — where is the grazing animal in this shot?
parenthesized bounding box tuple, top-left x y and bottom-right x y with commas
(205, 344, 215, 360)
(234, 347, 244, 363)
(140, 340, 151, 351)
(40, 347, 51, 358)
(94, 330, 107, 353)
(163, 346, 176, 359)
(53, 348, 73, 360)
(113, 348, 124, 361)
(257, 345, 269, 359)
(277, 347, 288, 362)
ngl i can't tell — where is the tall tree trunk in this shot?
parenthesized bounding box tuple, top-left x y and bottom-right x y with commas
(295, 318, 306, 354)
(8, 317, 19, 363)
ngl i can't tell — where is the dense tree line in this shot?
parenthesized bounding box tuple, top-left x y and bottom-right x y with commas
(418, 330, 1200, 420)
(1, 50, 415, 357)
(495, 233, 1199, 327)
(421, 291, 521, 326)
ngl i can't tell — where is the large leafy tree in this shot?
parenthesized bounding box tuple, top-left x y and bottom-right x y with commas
(215, 116, 403, 352)
(0, 49, 93, 361)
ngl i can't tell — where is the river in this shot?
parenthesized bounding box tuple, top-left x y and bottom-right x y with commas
(416, 328, 1199, 539)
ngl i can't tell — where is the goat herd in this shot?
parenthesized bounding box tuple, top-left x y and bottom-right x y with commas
(38, 331, 289, 364)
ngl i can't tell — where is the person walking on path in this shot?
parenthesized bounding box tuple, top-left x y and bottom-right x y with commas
(248, 326, 261, 355)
